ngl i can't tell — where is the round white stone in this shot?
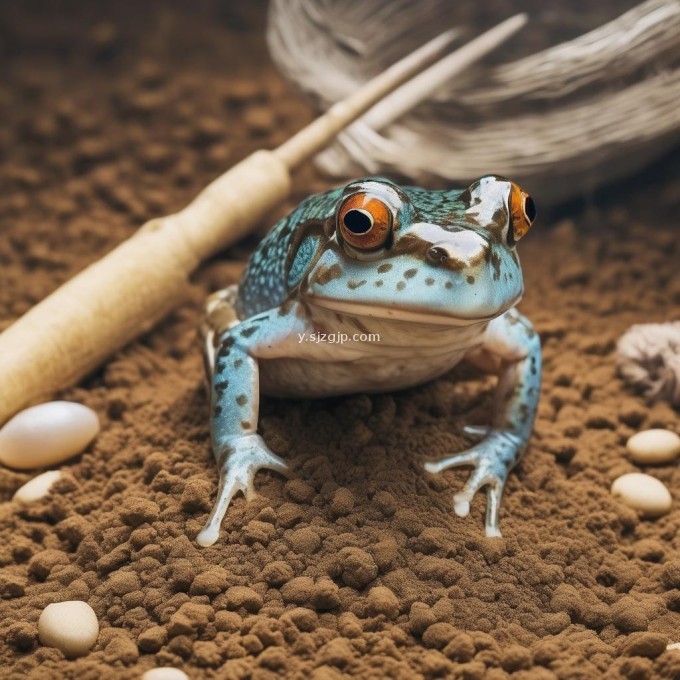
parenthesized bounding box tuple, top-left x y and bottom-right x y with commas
(0, 401, 100, 470)
(667, 642, 680, 651)
(38, 600, 99, 657)
(142, 669, 189, 680)
(13, 470, 63, 504)
(627, 429, 680, 464)
(611, 472, 672, 518)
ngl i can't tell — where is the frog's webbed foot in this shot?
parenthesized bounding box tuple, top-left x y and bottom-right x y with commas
(424, 430, 522, 538)
(196, 434, 287, 547)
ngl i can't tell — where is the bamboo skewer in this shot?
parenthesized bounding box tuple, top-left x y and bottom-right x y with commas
(0, 20, 524, 426)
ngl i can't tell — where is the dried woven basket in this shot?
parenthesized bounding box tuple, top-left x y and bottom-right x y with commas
(267, 0, 680, 203)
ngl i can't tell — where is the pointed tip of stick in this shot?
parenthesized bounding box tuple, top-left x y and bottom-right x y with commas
(355, 13, 530, 131)
(508, 12, 529, 29)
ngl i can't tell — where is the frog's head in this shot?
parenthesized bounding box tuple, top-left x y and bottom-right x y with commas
(305, 176, 536, 325)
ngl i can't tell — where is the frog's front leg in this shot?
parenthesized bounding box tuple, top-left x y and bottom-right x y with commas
(196, 304, 311, 547)
(424, 308, 541, 537)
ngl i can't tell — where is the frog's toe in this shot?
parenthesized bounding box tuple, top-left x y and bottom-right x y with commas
(243, 451, 289, 500)
(452, 466, 497, 518)
(254, 449, 288, 475)
(245, 476, 257, 501)
(423, 450, 479, 475)
(452, 469, 505, 538)
(483, 479, 504, 538)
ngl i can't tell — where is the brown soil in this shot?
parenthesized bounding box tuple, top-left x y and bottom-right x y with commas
(1, 2, 680, 679)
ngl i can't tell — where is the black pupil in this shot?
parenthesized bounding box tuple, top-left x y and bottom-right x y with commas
(524, 196, 537, 223)
(343, 209, 373, 234)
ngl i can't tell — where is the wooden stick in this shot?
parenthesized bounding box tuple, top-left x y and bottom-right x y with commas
(0, 30, 459, 426)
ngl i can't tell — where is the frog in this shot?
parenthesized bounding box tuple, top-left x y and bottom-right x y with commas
(195, 175, 541, 547)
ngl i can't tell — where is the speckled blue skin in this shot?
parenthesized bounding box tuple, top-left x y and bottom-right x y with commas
(196, 176, 542, 547)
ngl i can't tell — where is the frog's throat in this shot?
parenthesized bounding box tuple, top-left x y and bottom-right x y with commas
(307, 296, 494, 327)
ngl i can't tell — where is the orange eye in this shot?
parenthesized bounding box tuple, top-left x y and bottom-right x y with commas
(338, 193, 392, 250)
(509, 182, 536, 244)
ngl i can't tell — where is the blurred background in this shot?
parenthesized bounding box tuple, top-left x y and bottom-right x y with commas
(0, 0, 677, 241)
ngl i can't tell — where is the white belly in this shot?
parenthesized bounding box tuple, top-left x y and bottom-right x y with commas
(259, 307, 487, 398)
(259, 350, 469, 398)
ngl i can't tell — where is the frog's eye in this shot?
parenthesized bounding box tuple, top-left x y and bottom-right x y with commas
(338, 193, 392, 250)
(508, 182, 536, 244)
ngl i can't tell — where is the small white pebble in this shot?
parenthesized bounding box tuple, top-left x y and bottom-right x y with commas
(627, 429, 680, 464)
(13, 470, 63, 504)
(667, 642, 680, 651)
(142, 669, 189, 680)
(0, 401, 99, 470)
(38, 600, 99, 657)
(611, 472, 672, 518)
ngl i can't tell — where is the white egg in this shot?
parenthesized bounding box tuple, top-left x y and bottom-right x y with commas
(0, 401, 99, 470)
(142, 669, 189, 680)
(627, 429, 680, 464)
(38, 600, 99, 657)
(13, 470, 63, 504)
(611, 472, 672, 518)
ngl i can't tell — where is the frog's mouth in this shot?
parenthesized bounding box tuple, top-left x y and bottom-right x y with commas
(308, 296, 493, 327)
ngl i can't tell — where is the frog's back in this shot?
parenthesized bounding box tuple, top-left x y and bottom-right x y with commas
(235, 188, 342, 318)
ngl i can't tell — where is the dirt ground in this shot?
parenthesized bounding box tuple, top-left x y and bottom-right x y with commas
(1, 2, 680, 679)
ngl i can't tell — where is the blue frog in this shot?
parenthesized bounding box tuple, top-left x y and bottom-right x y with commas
(196, 176, 541, 547)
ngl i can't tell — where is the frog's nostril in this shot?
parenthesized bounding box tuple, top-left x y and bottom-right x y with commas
(427, 246, 448, 264)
